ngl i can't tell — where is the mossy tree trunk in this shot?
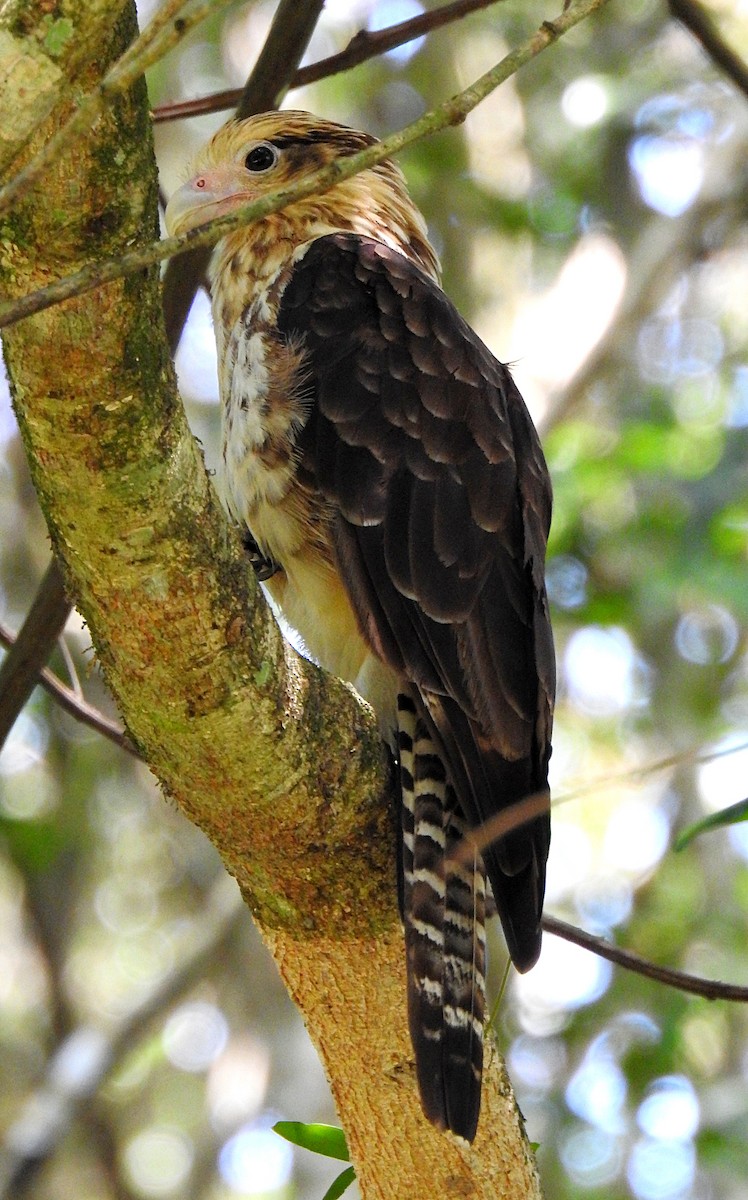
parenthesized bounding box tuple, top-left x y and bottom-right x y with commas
(0, 3, 543, 1196)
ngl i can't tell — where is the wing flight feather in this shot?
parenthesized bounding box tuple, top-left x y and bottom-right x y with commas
(277, 232, 554, 971)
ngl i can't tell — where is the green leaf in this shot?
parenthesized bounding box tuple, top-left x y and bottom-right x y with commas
(674, 798, 748, 851)
(273, 1122, 350, 1163)
(321, 1165, 357, 1200)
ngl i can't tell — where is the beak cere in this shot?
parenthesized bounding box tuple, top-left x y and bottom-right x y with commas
(164, 169, 247, 237)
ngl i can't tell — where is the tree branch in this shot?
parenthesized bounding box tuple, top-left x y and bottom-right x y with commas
(2, 0, 329, 761)
(0, 1, 328, 761)
(154, 0, 507, 124)
(543, 914, 748, 1002)
(669, 0, 748, 101)
(0, 559, 70, 750)
(0, 0, 615, 331)
(0, 0, 215, 761)
(0, 619, 136, 755)
(235, 0, 325, 119)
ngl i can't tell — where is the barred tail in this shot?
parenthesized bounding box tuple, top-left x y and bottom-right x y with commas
(397, 692, 486, 1143)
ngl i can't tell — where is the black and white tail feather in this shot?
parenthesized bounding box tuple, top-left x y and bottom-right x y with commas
(398, 692, 487, 1143)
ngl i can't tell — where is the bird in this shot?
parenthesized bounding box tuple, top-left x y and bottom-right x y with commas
(165, 110, 555, 1143)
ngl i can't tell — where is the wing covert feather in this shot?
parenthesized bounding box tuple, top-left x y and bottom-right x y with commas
(276, 233, 554, 969)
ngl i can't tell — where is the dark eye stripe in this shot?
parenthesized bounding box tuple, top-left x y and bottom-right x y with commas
(270, 132, 331, 149)
(270, 130, 377, 154)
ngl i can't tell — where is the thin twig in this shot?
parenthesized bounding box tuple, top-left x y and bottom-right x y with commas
(0, 0, 234, 217)
(0, 620, 137, 756)
(552, 737, 748, 807)
(446, 794, 748, 1005)
(448, 791, 550, 868)
(0, 0, 614, 331)
(154, 0, 506, 124)
(543, 914, 748, 1002)
(56, 634, 81, 697)
(669, 0, 748, 101)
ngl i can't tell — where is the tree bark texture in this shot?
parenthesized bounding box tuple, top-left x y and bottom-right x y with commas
(0, 3, 543, 1196)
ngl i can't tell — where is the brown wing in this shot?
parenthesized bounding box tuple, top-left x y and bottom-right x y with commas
(276, 233, 555, 970)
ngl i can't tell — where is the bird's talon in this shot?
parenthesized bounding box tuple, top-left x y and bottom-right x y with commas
(242, 531, 280, 581)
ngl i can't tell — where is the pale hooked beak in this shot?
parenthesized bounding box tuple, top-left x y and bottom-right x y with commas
(164, 168, 248, 237)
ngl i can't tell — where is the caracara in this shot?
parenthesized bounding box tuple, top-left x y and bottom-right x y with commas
(165, 110, 555, 1143)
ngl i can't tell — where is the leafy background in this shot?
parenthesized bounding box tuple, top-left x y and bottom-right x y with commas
(1, 1, 748, 1197)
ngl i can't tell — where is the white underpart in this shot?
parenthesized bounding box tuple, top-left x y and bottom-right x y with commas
(218, 273, 398, 732)
(222, 336, 301, 557)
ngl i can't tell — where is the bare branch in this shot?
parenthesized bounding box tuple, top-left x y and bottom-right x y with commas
(669, 0, 748, 101)
(0, 559, 69, 751)
(544, 914, 748, 1002)
(0, 620, 136, 756)
(0, 0, 615, 331)
(154, 0, 507, 124)
(235, 0, 325, 119)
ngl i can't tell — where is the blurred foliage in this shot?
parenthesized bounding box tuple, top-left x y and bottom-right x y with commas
(2, 1, 748, 1198)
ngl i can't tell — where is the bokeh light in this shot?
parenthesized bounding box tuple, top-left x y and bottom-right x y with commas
(629, 135, 704, 217)
(562, 76, 610, 128)
(123, 1127, 194, 1198)
(560, 1125, 624, 1188)
(637, 1076, 699, 1141)
(627, 1136, 696, 1200)
(163, 1000, 229, 1072)
(563, 626, 647, 716)
(218, 1119, 293, 1196)
(514, 935, 613, 1035)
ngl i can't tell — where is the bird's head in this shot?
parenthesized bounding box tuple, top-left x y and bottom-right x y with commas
(164, 110, 439, 283)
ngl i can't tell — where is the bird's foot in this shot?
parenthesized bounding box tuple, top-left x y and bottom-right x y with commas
(242, 530, 280, 581)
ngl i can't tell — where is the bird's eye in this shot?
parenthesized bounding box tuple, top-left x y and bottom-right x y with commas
(244, 143, 278, 173)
